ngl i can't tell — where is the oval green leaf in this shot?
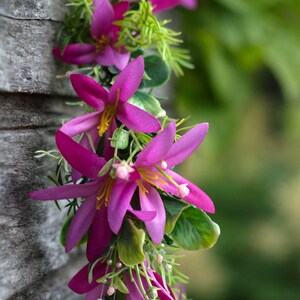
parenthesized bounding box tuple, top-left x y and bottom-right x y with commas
(171, 207, 220, 250)
(117, 218, 145, 266)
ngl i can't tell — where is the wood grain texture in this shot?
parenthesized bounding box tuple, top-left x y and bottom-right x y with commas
(0, 95, 84, 299)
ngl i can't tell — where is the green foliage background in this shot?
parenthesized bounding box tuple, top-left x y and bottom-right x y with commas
(172, 0, 300, 299)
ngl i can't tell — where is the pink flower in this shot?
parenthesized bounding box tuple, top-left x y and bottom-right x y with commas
(109, 121, 215, 244)
(53, 0, 130, 70)
(68, 260, 176, 300)
(60, 56, 161, 143)
(29, 131, 156, 262)
(150, 0, 197, 13)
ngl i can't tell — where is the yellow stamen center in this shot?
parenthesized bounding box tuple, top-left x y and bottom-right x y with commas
(96, 177, 114, 210)
(137, 168, 168, 195)
(97, 89, 121, 136)
(95, 35, 112, 54)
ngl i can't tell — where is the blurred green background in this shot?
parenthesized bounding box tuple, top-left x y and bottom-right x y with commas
(172, 0, 300, 299)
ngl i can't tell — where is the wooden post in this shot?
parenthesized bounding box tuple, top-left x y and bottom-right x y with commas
(0, 1, 85, 298)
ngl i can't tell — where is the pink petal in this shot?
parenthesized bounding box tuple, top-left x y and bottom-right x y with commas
(91, 0, 114, 39)
(164, 122, 208, 168)
(66, 195, 97, 252)
(125, 273, 145, 300)
(56, 130, 106, 180)
(135, 121, 176, 168)
(109, 56, 144, 103)
(139, 183, 166, 244)
(53, 44, 97, 65)
(29, 181, 99, 201)
(107, 180, 137, 234)
(160, 170, 215, 213)
(112, 49, 130, 71)
(70, 74, 108, 110)
(149, 271, 175, 300)
(113, 1, 129, 21)
(68, 262, 107, 294)
(60, 111, 101, 137)
(85, 285, 107, 300)
(181, 0, 197, 9)
(95, 45, 115, 68)
(151, 0, 180, 13)
(117, 102, 161, 133)
(87, 207, 113, 262)
(128, 205, 157, 222)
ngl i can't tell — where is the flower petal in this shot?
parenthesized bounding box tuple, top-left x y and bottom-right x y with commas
(139, 183, 165, 244)
(87, 206, 113, 262)
(128, 205, 157, 222)
(29, 181, 99, 200)
(95, 45, 115, 68)
(151, 0, 180, 13)
(56, 130, 106, 180)
(109, 56, 144, 103)
(68, 261, 107, 294)
(135, 121, 176, 168)
(117, 102, 161, 133)
(181, 0, 197, 9)
(108, 180, 137, 234)
(70, 74, 108, 110)
(60, 111, 101, 137)
(53, 44, 97, 65)
(85, 285, 107, 300)
(91, 0, 114, 39)
(160, 170, 215, 213)
(164, 122, 208, 168)
(125, 273, 146, 300)
(66, 195, 97, 252)
(112, 49, 130, 71)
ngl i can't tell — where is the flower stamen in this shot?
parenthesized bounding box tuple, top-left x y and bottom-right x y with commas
(95, 35, 112, 54)
(96, 177, 114, 209)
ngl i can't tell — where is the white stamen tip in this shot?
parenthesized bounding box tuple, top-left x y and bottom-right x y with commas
(166, 264, 172, 270)
(113, 160, 135, 181)
(107, 286, 115, 296)
(161, 160, 168, 170)
(178, 184, 190, 198)
(157, 254, 164, 263)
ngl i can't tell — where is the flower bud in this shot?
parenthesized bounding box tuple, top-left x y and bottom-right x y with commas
(107, 286, 115, 296)
(149, 288, 158, 299)
(157, 254, 163, 263)
(113, 161, 134, 180)
(116, 262, 122, 268)
(166, 264, 172, 270)
(161, 160, 168, 169)
(178, 183, 190, 198)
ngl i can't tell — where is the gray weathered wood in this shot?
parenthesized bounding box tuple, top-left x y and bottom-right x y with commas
(0, 16, 74, 95)
(0, 0, 67, 21)
(0, 94, 84, 299)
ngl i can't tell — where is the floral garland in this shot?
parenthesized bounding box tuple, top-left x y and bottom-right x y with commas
(30, 0, 220, 299)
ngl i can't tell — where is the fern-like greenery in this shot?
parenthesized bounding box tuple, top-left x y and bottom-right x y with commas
(57, 0, 94, 49)
(115, 0, 194, 76)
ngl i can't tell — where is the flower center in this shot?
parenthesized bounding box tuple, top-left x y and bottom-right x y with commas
(96, 177, 115, 209)
(97, 89, 121, 136)
(95, 35, 113, 54)
(137, 168, 168, 195)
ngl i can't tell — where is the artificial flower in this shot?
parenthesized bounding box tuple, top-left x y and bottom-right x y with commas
(109, 121, 215, 244)
(60, 56, 161, 143)
(69, 260, 175, 300)
(53, 0, 130, 70)
(30, 130, 156, 261)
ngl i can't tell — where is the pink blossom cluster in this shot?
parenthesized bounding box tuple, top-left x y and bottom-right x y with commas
(29, 1, 214, 299)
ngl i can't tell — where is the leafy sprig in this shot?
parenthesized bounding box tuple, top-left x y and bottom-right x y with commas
(116, 0, 194, 76)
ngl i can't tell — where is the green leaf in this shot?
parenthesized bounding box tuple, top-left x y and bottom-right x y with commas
(171, 207, 220, 250)
(113, 276, 129, 294)
(111, 128, 129, 149)
(60, 215, 87, 247)
(141, 55, 170, 88)
(98, 158, 113, 177)
(129, 91, 166, 119)
(117, 218, 145, 266)
(163, 196, 189, 234)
